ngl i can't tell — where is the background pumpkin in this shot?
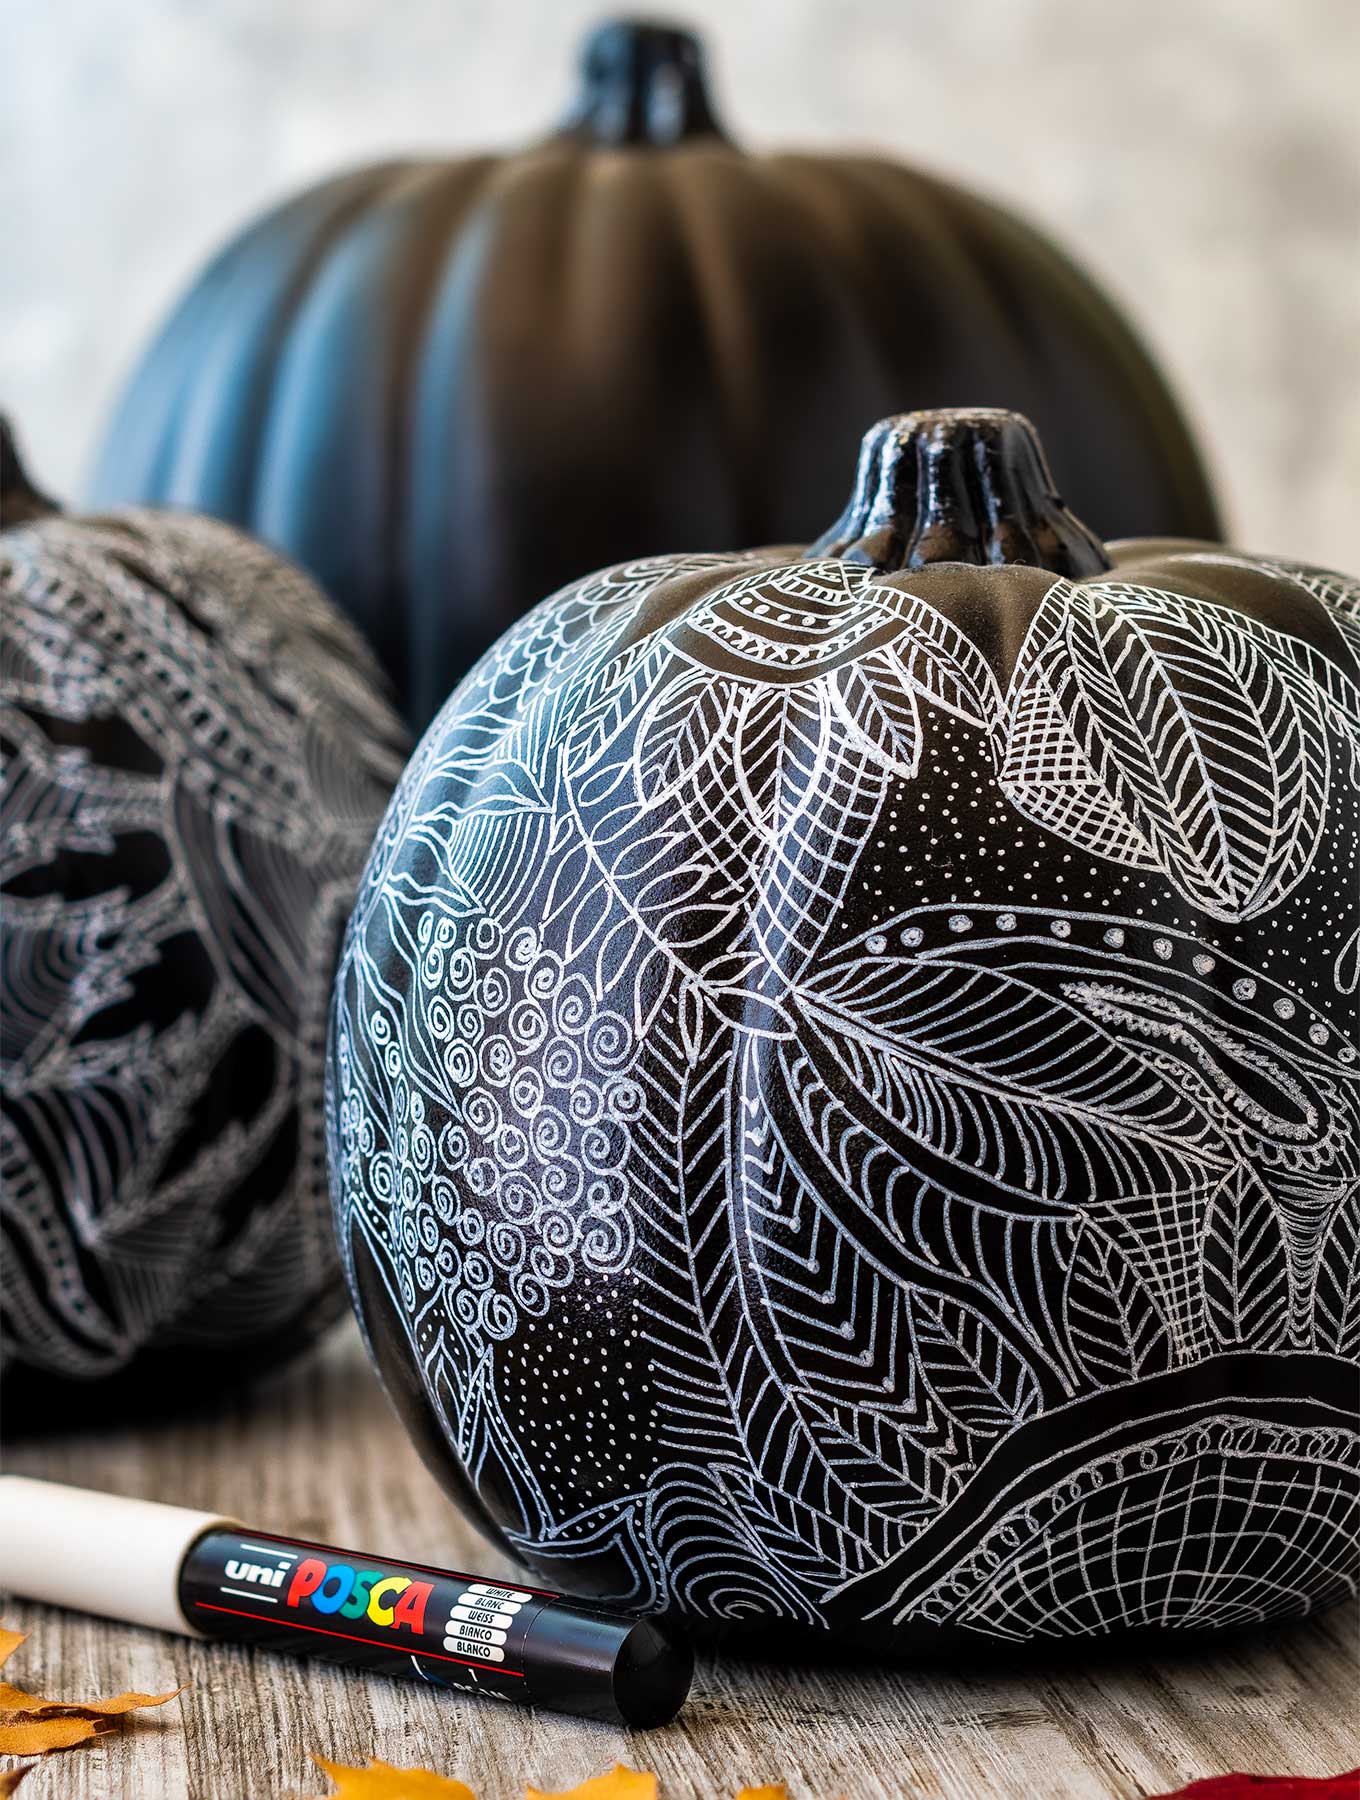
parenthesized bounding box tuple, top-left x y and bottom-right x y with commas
(89, 18, 1220, 732)
(1, 422, 407, 1428)
(328, 407, 1359, 1651)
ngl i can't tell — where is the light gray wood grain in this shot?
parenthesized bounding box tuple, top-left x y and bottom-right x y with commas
(3, 1321, 1357, 1800)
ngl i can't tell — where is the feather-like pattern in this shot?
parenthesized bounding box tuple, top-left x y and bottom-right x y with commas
(1063, 1221, 1172, 1386)
(1315, 1184, 1360, 1359)
(1202, 1165, 1291, 1350)
(1002, 582, 1339, 920)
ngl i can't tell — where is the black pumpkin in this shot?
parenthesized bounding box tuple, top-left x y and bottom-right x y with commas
(328, 409, 1358, 1652)
(1, 424, 407, 1427)
(91, 19, 1220, 732)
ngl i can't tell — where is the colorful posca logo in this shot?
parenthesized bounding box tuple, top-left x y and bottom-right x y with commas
(224, 1550, 432, 1635)
(286, 1558, 432, 1635)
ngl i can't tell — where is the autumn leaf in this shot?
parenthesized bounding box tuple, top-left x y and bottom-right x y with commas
(527, 1772, 656, 1800)
(0, 1678, 183, 1718)
(1150, 1776, 1360, 1799)
(304, 1759, 802, 1800)
(0, 1716, 109, 1755)
(0, 1620, 182, 1757)
(311, 1766, 664, 1800)
(308, 1756, 476, 1799)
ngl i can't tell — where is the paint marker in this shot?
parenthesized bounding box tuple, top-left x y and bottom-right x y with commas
(0, 1478, 692, 1728)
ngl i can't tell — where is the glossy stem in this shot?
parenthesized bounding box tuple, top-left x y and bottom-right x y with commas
(558, 19, 727, 147)
(0, 418, 62, 528)
(811, 409, 1112, 578)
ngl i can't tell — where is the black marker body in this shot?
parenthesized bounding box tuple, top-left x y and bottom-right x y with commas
(179, 1528, 690, 1727)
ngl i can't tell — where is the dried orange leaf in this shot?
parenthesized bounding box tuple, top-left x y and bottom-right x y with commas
(0, 1618, 183, 1757)
(527, 1769, 657, 1800)
(0, 1764, 34, 1795)
(65, 1685, 182, 1718)
(0, 1680, 183, 1720)
(736, 1789, 791, 1800)
(0, 1681, 42, 1715)
(0, 1715, 108, 1755)
(308, 1754, 477, 1799)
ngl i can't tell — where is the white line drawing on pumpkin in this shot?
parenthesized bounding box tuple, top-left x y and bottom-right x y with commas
(329, 543, 1360, 1643)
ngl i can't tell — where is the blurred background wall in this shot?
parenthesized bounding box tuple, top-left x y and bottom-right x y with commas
(5, 0, 1357, 567)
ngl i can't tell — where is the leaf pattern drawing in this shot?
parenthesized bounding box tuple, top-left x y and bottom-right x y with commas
(1063, 1222, 1172, 1387)
(1000, 580, 1359, 922)
(907, 1292, 1042, 1439)
(1202, 1166, 1291, 1351)
(330, 543, 1360, 1648)
(1315, 1184, 1360, 1361)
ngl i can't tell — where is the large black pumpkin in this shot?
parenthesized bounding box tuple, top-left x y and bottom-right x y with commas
(1, 424, 407, 1426)
(92, 20, 1220, 732)
(329, 409, 1358, 1652)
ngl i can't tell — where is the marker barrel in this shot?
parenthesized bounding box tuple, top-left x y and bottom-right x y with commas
(0, 1476, 233, 1635)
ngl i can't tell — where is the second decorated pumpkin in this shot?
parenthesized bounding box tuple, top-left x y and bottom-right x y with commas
(1, 423, 407, 1426)
(92, 20, 1219, 730)
(329, 408, 1358, 1652)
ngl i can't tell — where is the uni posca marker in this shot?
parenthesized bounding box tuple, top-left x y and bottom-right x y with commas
(0, 1478, 692, 1728)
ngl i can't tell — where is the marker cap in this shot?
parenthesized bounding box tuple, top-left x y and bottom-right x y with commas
(0, 1475, 234, 1636)
(522, 1600, 694, 1727)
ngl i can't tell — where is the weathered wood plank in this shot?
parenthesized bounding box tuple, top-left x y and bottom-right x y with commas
(4, 1323, 1356, 1799)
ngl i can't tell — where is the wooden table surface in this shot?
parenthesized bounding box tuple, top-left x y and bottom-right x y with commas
(4, 1322, 1357, 1800)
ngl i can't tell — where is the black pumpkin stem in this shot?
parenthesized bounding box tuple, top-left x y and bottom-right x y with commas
(559, 19, 728, 147)
(811, 409, 1112, 579)
(1, 417, 62, 527)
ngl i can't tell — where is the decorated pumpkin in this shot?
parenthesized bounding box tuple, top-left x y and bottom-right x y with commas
(329, 408, 1359, 1650)
(0, 422, 407, 1426)
(91, 19, 1219, 732)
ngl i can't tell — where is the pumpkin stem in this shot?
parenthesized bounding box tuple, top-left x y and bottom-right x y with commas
(558, 19, 728, 147)
(810, 409, 1112, 578)
(0, 418, 62, 528)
